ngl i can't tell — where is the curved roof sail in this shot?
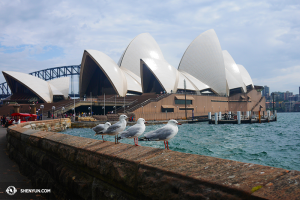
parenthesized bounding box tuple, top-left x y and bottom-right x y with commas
(2, 71, 52, 103)
(118, 33, 165, 77)
(222, 50, 246, 92)
(237, 64, 254, 89)
(80, 50, 127, 97)
(141, 58, 178, 93)
(178, 29, 227, 95)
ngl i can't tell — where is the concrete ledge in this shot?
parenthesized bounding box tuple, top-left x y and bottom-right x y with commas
(6, 120, 300, 200)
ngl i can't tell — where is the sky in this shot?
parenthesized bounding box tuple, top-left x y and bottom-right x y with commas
(0, 0, 299, 94)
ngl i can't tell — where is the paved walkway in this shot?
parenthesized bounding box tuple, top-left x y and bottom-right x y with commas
(0, 126, 44, 199)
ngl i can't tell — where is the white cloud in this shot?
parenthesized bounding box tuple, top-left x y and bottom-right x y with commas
(0, 0, 299, 94)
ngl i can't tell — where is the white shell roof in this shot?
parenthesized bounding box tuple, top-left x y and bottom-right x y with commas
(222, 50, 246, 92)
(237, 64, 254, 88)
(118, 33, 165, 77)
(81, 50, 127, 97)
(141, 58, 178, 93)
(120, 67, 142, 93)
(225, 68, 243, 90)
(48, 77, 70, 98)
(3, 71, 52, 103)
(178, 29, 227, 95)
(179, 70, 210, 91)
(177, 71, 197, 91)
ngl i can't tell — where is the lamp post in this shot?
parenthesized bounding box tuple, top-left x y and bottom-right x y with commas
(124, 95, 125, 114)
(104, 93, 106, 115)
(40, 105, 44, 120)
(52, 106, 55, 119)
(88, 107, 91, 116)
(184, 79, 187, 120)
(113, 106, 115, 114)
(73, 92, 75, 117)
(102, 106, 104, 115)
(72, 108, 74, 119)
(62, 107, 65, 118)
(90, 92, 93, 117)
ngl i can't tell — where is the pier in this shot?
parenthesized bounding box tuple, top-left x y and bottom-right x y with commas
(207, 110, 277, 124)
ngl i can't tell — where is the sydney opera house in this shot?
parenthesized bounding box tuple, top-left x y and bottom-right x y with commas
(80, 29, 254, 97)
(2, 29, 265, 120)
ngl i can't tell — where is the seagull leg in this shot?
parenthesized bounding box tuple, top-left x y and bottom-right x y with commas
(164, 141, 166, 149)
(134, 138, 140, 146)
(167, 141, 169, 150)
(102, 135, 105, 142)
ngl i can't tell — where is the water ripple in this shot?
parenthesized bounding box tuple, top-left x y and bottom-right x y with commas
(63, 113, 300, 171)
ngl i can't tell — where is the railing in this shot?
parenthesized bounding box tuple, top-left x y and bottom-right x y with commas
(251, 96, 264, 111)
(126, 93, 172, 113)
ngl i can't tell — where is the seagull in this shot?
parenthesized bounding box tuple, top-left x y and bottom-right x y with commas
(139, 119, 181, 150)
(92, 122, 111, 142)
(117, 118, 146, 146)
(103, 114, 128, 144)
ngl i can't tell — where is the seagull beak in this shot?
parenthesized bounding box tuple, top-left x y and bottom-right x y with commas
(145, 121, 147, 124)
(177, 123, 182, 125)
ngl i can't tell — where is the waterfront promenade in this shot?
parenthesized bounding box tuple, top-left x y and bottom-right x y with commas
(0, 127, 43, 199)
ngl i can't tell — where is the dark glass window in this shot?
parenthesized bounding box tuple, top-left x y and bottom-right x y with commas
(161, 108, 174, 112)
(175, 99, 192, 104)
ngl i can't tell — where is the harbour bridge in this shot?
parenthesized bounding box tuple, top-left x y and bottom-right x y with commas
(0, 65, 81, 99)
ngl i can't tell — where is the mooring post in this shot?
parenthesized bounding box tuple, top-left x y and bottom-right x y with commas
(219, 112, 222, 121)
(228, 111, 231, 119)
(259, 111, 261, 123)
(267, 110, 270, 122)
(237, 111, 241, 124)
(208, 112, 211, 120)
(215, 112, 218, 125)
(275, 110, 277, 121)
(246, 111, 249, 119)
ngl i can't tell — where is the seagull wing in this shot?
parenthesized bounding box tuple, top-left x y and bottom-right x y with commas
(144, 125, 173, 141)
(92, 124, 105, 133)
(119, 125, 143, 139)
(105, 122, 122, 134)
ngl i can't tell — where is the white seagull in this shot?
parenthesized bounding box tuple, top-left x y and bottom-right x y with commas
(140, 119, 181, 150)
(117, 118, 146, 146)
(92, 122, 111, 142)
(103, 114, 128, 144)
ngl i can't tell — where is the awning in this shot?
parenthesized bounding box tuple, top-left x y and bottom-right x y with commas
(179, 107, 194, 110)
(161, 105, 175, 109)
(175, 95, 195, 100)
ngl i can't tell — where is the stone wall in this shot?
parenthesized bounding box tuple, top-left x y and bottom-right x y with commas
(6, 120, 300, 200)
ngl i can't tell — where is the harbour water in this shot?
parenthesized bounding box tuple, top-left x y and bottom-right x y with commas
(63, 112, 300, 171)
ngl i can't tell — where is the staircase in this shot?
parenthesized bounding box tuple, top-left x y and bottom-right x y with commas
(120, 93, 172, 113)
(251, 96, 264, 111)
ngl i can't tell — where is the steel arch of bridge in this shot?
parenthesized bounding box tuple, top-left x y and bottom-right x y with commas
(0, 65, 81, 98)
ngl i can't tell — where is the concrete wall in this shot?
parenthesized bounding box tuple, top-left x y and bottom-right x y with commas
(6, 120, 300, 200)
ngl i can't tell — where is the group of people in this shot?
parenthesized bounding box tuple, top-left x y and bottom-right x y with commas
(0, 116, 7, 126)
